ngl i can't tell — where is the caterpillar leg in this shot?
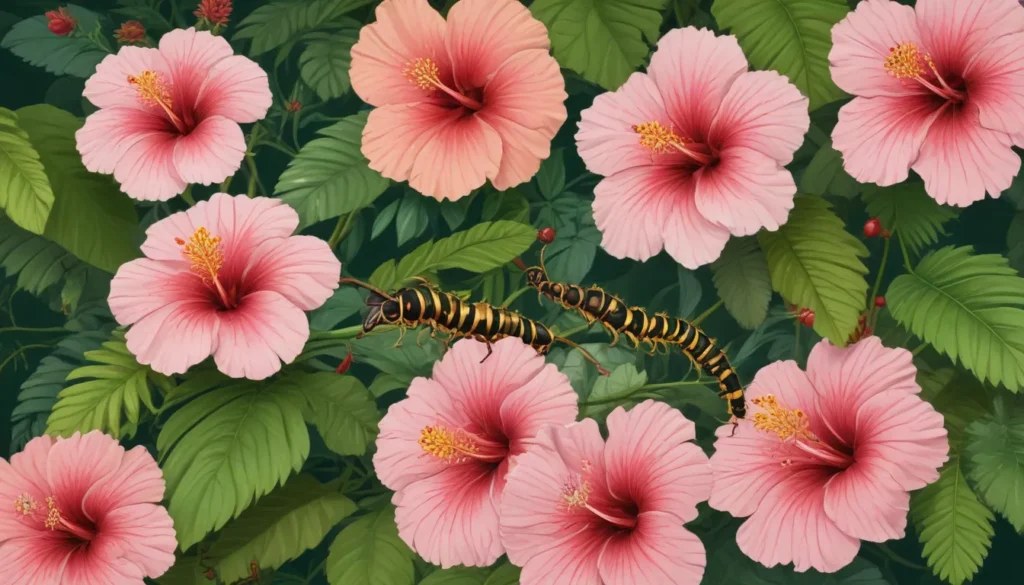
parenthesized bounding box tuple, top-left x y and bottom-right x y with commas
(607, 328, 621, 347)
(642, 338, 658, 355)
(416, 327, 430, 346)
(624, 331, 640, 349)
(394, 325, 408, 348)
(475, 335, 494, 363)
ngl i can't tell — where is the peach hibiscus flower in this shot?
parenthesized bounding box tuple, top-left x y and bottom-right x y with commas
(830, 0, 1024, 206)
(77, 28, 272, 201)
(709, 337, 949, 572)
(0, 432, 176, 585)
(576, 27, 809, 269)
(350, 0, 567, 200)
(108, 193, 340, 380)
(373, 338, 578, 568)
(500, 401, 712, 585)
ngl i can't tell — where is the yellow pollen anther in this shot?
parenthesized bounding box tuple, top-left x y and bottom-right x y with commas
(632, 121, 683, 154)
(419, 424, 478, 462)
(561, 475, 591, 510)
(128, 70, 173, 109)
(403, 58, 441, 90)
(177, 227, 224, 285)
(884, 43, 925, 80)
(14, 493, 36, 516)
(751, 394, 814, 442)
(44, 496, 62, 530)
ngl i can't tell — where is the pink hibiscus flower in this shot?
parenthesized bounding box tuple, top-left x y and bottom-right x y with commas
(830, 0, 1024, 206)
(373, 338, 577, 568)
(350, 0, 567, 201)
(108, 193, 340, 380)
(500, 400, 712, 585)
(77, 27, 272, 201)
(576, 27, 809, 269)
(0, 432, 176, 585)
(709, 337, 949, 572)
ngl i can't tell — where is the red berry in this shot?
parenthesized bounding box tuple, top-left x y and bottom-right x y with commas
(863, 326, 873, 337)
(800, 309, 815, 327)
(335, 351, 353, 374)
(537, 227, 556, 244)
(286, 99, 302, 113)
(45, 7, 77, 36)
(863, 218, 882, 238)
(204, 569, 215, 580)
(874, 296, 886, 308)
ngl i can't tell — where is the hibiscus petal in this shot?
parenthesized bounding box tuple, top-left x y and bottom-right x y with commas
(83, 46, 169, 110)
(394, 463, 504, 568)
(477, 49, 567, 191)
(833, 94, 943, 187)
(823, 462, 911, 543)
(373, 383, 456, 492)
(694, 146, 796, 236)
(911, 108, 1021, 206)
(362, 103, 502, 200)
(172, 115, 245, 186)
(212, 290, 309, 380)
(647, 27, 748, 140)
(709, 70, 809, 165)
(598, 511, 705, 585)
(445, 0, 550, 89)
(592, 167, 672, 262)
(660, 174, 731, 269)
(61, 536, 147, 585)
(195, 55, 273, 123)
(0, 534, 73, 585)
(110, 126, 188, 201)
(95, 504, 177, 578)
(158, 28, 234, 108)
(80, 446, 166, 524)
(45, 432, 124, 515)
(917, 0, 1024, 70)
(124, 298, 220, 376)
(0, 438, 54, 540)
(350, 0, 450, 107)
(497, 356, 578, 449)
(576, 72, 670, 177)
(604, 401, 710, 523)
(964, 32, 1024, 136)
(736, 467, 860, 573)
(241, 235, 341, 311)
(828, 0, 924, 98)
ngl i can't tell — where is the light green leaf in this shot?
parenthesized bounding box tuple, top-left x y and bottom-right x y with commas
(1, 4, 106, 78)
(0, 108, 53, 234)
(291, 372, 379, 456)
(326, 506, 415, 585)
(965, 399, 1024, 532)
(208, 474, 357, 583)
(370, 221, 536, 290)
(887, 246, 1024, 391)
(420, 567, 492, 585)
(158, 374, 311, 550)
(711, 236, 772, 329)
(530, 0, 668, 90)
(799, 138, 859, 198)
(275, 112, 391, 229)
(16, 105, 141, 273)
(46, 331, 172, 438)
(712, 0, 849, 110)
(583, 363, 647, 417)
(483, 563, 521, 585)
(758, 195, 869, 345)
(299, 28, 358, 101)
(234, 0, 372, 56)
(864, 183, 957, 255)
(155, 555, 208, 585)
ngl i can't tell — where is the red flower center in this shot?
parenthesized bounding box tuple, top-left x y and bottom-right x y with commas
(176, 227, 238, 310)
(14, 493, 97, 543)
(884, 42, 966, 104)
(127, 70, 194, 134)
(559, 461, 638, 531)
(752, 394, 854, 471)
(418, 423, 507, 463)
(403, 57, 484, 112)
(632, 120, 717, 167)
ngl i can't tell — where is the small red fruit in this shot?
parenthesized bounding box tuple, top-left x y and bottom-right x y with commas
(285, 99, 302, 113)
(798, 308, 815, 327)
(874, 296, 886, 308)
(335, 351, 353, 374)
(537, 227, 556, 244)
(863, 218, 882, 238)
(204, 568, 215, 580)
(45, 6, 77, 36)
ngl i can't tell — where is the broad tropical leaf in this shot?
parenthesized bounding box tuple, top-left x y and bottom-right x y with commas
(0, 213, 82, 299)
(155, 554, 208, 585)
(275, 113, 391, 229)
(799, 138, 859, 198)
(533, 195, 600, 284)
(234, 0, 371, 56)
(1, 4, 106, 78)
(712, 0, 850, 110)
(208, 474, 357, 583)
(46, 331, 174, 438)
(290, 372, 379, 455)
(484, 564, 522, 585)
(864, 183, 957, 255)
(420, 567, 492, 585)
(158, 374, 311, 549)
(0, 108, 53, 234)
(887, 246, 1024, 391)
(326, 506, 415, 585)
(530, 0, 668, 90)
(309, 287, 366, 330)
(583, 363, 647, 417)
(711, 236, 772, 329)
(965, 398, 1024, 532)
(299, 28, 358, 101)
(758, 195, 869, 345)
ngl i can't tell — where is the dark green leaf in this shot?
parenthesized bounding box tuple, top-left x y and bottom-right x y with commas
(326, 506, 415, 585)
(535, 149, 565, 198)
(800, 138, 860, 198)
(677, 267, 702, 319)
(1, 4, 106, 78)
(234, 0, 372, 56)
(419, 567, 492, 585)
(583, 363, 647, 417)
(371, 200, 399, 240)
(711, 236, 771, 329)
(310, 287, 366, 330)
(439, 197, 472, 231)
(536, 195, 600, 284)
(964, 398, 1024, 532)
(395, 190, 429, 247)
(299, 28, 359, 101)
(483, 564, 521, 585)
(291, 372, 379, 456)
(864, 182, 957, 255)
(348, 329, 444, 384)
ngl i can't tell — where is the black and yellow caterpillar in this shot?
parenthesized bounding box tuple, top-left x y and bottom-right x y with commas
(340, 277, 609, 374)
(515, 256, 745, 420)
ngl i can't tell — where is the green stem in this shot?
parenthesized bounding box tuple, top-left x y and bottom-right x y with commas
(896, 230, 914, 274)
(246, 156, 259, 197)
(0, 344, 51, 375)
(0, 326, 67, 334)
(563, 173, 597, 192)
(558, 321, 594, 339)
(254, 140, 296, 157)
(869, 233, 891, 307)
(874, 543, 928, 571)
(328, 213, 355, 249)
(911, 341, 928, 356)
(638, 380, 710, 392)
(292, 109, 302, 151)
(501, 286, 532, 308)
(794, 318, 802, 360)
(582, 380, 706, 407)
(692, 299, 723, 326)
(179, 185, 196, 207)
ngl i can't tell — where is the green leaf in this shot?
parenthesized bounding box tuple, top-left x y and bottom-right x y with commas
(536, 149, 566, 198)
(275, 112, 391, 229)
(484, 564, 522, 585)
(370, 221, 536, 290)
(155, 554, 208, 585)
(395, 190, 429, 247)
(799, 138, 860, 199)
(677, 267, 702, 319)
(16, 105, 141, 273)
(46, 331, 173, 438)
(158, 374, 311, 550)
(372, 200, 400, 240)
(712, 0, 849, 110)
(234, 0, 372, 56)
(368, 373, 407, 398)
(348, 329, 444, 384)
(0, 213, 78, 297)
(917, 367, 992, 445)
(310, 287, 366, 330)
(888, 246, 1024, 391)
(326, 506, 415, 585)
(208, 474, 357, 583)
(583, 363, 647, 417)
(759, 195, 869, 345)
(530, 0, 668, 90)
(299, 28, 358, 101)
(864, 183, 957, 255)
(964, 399, 1024, 532)
(1008, 211, 1024, 275)
(535, 195, 600, 284)
(0, 108, 53, 234)
(711, 236, 772, 329)
(1, 4, 106, 78)
(291, 372, 379, 456)
(481, 188, 531, 224)
(549, 342, 637, 398)
(420, 567, 492, 585)
(439, 197, 472, 231)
